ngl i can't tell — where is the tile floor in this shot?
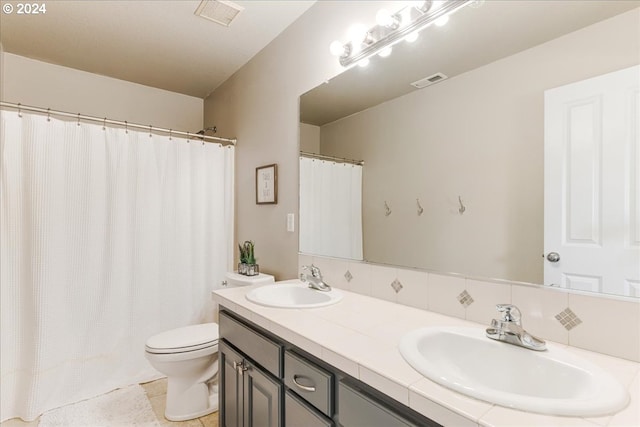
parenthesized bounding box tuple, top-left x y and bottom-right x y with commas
(0, 379, 219, 427)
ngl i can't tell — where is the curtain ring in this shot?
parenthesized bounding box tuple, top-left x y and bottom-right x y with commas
(77, 113, 81, 126)
(169, 129, 172, 140)
(125, 121, 128, 134)
(149, 125, 152, 138)
(46, 108, 51, 122)
(103, 117, 106, 130)
(187, 132, 190, 143)
(18, 103, 22, 118)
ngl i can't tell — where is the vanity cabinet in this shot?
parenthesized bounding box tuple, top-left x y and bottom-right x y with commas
(218, 308, 440, 427)
(219, 311, 283, 427)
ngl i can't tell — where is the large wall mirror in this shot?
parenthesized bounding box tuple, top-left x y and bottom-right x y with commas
(299, 1, 640, 298)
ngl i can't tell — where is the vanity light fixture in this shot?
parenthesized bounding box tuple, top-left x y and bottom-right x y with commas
(330, 0, 474, 68)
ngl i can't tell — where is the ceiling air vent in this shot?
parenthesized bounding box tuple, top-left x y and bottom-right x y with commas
(410, 72, 448, 89)
(195, 0, 244, 27)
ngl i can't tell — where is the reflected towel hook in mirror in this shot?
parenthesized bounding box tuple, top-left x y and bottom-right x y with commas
(458, 196, 466, 215)
(384, 201, 392, 216)
(417, 198, 424, 216)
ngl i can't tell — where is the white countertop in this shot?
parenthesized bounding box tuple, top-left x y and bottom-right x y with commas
(212, 284, 640, 427)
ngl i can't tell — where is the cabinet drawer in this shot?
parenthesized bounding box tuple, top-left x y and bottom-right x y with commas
(339, 381, 419, 427)
(286, 391, 334, 427)
(284, 350, 333, 417)
(219, 310, 283, 378)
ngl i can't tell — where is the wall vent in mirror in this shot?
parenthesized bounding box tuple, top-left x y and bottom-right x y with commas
(411, 72, 448, 89)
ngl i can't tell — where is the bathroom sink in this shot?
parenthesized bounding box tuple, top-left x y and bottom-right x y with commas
(246, 280, 343, 309)
(399, 327, 628, 416)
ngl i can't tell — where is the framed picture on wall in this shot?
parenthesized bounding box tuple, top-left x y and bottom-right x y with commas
(256, 164, 278, 204)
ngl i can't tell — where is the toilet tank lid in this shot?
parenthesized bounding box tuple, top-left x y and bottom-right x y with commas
(146, 323, 219, 350)
(225, 272, 275, 285)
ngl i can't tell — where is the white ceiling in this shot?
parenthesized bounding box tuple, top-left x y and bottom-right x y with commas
(0, 0, 315, 98)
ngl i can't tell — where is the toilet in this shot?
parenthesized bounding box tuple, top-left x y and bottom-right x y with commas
(144, 272, 274, 421)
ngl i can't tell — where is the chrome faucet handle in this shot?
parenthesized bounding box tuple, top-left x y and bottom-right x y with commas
(496, 304, 521, 325)
(302, 264, 322, 278)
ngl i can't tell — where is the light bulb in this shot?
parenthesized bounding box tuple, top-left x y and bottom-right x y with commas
(357, 58, 370, 68)
(378, 47, 392, 58)
(434, 15, 449, 27)
(376, 9, 400, 29)
(347, 23, 369, 45)
(329, 40, 346, 56)
(404, 32, 419, 43)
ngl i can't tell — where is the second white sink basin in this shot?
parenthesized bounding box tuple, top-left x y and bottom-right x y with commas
(246, 280, 343, 308)
(399, 327, 629, 416)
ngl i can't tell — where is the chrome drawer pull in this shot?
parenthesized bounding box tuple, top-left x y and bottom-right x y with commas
(293, 375, 316, 392)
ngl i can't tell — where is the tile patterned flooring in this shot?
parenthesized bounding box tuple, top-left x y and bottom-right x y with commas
(0, 379, 219, 427)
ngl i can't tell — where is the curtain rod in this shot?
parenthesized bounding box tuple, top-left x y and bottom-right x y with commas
(300, 151, 364, 166)
(0, 102, 237, 145)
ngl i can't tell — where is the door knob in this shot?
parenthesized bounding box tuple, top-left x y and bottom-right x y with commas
(546, 252, 560, 263)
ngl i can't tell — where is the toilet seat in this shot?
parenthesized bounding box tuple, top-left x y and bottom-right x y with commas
(146, 323, 219, 354)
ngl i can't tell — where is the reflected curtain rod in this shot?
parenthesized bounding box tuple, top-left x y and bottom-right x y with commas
(0, 102, 237, 145)
(300, 151, 364, 166)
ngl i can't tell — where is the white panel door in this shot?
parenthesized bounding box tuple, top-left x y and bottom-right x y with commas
(544, 65, 640, 296)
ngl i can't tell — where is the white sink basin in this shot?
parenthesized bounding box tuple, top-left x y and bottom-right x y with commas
(399, 327, 629, 416)
(246, 280, 343, 308)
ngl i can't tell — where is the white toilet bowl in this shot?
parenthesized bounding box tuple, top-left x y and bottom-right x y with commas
(145, 272, 274, 421)
(145, 323, 219, 421)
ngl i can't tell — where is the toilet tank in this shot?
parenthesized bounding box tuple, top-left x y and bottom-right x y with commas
(224, 271, 274, 288)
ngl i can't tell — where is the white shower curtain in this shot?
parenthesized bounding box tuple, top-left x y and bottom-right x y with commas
(299, 157, 363, 260)
(0, 110, 234, 422)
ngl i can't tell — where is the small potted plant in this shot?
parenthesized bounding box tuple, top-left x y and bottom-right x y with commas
(243, 240, 259, 276)
(238, 240, 259, 276)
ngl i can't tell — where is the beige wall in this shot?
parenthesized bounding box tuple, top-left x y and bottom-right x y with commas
(204, 2, 396, 279)
(299, 123, 320, 153)
(318, 9, 640, 284)
(1, 53, 203, 131)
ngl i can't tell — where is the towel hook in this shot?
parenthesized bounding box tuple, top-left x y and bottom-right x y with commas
(416, 198, 424, 216)
(384, 201, 392, 217)
(458, 196, 466, 215)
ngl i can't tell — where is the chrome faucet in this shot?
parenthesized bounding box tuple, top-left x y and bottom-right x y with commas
(301, 265, 332, 292)
(486, 304, 546, 351)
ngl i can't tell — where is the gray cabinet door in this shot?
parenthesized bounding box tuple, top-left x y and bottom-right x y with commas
(338, 382, 418, 427)
(220, 341, 244, 427)
(285, 391, 334, 427)
(243, 361, 282, 427)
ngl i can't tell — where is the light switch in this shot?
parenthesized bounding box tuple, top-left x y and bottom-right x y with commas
(287, 213, 295, 232)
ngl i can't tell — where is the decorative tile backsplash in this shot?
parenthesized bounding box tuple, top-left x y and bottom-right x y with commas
(390, 279, 403, 293)
(344, 270, 353, 283)
(555, 307, 582, 331)
(299, 254, 640, 362)
(456, 290, 474, 308)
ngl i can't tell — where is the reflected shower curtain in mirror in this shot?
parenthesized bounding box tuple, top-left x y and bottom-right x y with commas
(299, 157, 363, 260)
(0, 110, 234, 422)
